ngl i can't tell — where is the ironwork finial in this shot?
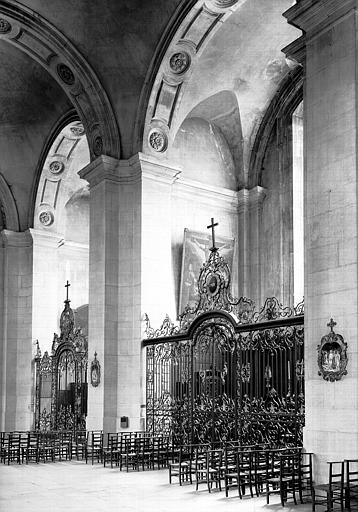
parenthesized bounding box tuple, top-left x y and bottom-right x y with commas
(65, 280, 71, 302)
(327, 318, 337, 332)
(207, 217, 218, 252)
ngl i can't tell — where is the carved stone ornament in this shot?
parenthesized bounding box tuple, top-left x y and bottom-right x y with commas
(149, 130, 167, 152)
(70, 125, 85, 137)
(213, 0, 238, 7)
(169, 51, 190, 74)
(93, 135, 103, 156)
(49, 160, 64, 175)
(317, 318, 348, 382)
(90, 352, 101, 387)
(39, 210, 54, 226)
(0, 18, 11, 33)
(56, 63, 75, 85)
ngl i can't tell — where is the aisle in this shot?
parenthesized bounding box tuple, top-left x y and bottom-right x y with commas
(0, 462, 312, 512)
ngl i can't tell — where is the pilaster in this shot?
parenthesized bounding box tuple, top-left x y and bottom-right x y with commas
(237, 187, 266, 305)
(0, 230, 33, 431)
(284, 0, 358, 482)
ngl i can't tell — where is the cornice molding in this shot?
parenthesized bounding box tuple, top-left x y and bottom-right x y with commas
(173, 177, 239, 211)
(283, 0, 356, 38)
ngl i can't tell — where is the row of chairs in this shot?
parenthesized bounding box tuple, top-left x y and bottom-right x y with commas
(312, 460, 358, 512)
(169, 444, 358, 511)
(169, 444, 310, 502)
(0, 430, 173, 469)
(0, 431, 77, 464)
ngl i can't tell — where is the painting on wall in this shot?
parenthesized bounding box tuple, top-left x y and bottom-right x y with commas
(179, 228, 235, 314)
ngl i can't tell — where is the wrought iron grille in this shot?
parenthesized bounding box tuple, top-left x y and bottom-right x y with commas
(144, 245, 304, 447)
(34, 289, 88, 431)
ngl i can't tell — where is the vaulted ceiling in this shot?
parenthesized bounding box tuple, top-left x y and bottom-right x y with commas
(0, 0, 300, 230)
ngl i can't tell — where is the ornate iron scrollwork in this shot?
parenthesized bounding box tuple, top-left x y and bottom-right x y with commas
(34, 282, 88, 431)
(144, 222, 305, 447)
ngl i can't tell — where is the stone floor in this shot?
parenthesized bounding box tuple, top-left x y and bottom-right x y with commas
(0, 461, 312, 512)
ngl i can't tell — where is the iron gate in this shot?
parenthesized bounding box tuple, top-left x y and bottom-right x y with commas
(144, 248, 304, 447)
(34, 291, 88, 431)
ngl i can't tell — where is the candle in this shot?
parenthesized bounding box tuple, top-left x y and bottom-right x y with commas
(287, 360, 291, 380)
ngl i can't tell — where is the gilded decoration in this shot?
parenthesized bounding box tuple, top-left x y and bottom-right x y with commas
(317, 318, 348, 382)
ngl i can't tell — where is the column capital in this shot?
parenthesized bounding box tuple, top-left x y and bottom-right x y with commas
(237, 186, 266, 213)
(79, 153, 182, 188)
(283, 0, 356, 39)
(1, 229, 33, 248)
(78, 155, 122, 188)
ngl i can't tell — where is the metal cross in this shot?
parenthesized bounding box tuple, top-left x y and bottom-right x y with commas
(327, 318, 337, 332)
(207, 217, 218, 252)
(65, 280, 71, 301)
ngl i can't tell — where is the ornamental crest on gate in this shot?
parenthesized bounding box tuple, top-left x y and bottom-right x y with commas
(317, 318, 348, 382)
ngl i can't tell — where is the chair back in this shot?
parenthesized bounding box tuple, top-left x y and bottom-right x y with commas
(328, 461, 344, 494)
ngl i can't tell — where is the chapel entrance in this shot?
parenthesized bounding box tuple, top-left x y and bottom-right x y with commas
(145, 221, 304, 446)
(34, 283, 88, 431)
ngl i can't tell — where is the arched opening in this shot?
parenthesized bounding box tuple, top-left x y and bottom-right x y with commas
(32, 119, 90, 356)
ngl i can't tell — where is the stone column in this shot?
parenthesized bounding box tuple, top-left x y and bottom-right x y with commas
(284, 0, 358, 482)
(80, 154, 182, 434)
(79, 155, 140, 433)
(0, 230, 33, 431)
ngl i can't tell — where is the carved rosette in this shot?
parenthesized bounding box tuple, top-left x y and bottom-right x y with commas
(70, 125, 85, 137)
(57, 63, 75, 85)
(39, 210, 54, 226)
(149, 129, 167, 152)
(0, 18, 11, 33)
(169, 51, 190, 75)
(212, 0, 238, 7)
(49, 160, 64, 175)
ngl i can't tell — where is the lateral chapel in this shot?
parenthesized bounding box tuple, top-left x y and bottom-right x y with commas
(0, 0, 357, 493)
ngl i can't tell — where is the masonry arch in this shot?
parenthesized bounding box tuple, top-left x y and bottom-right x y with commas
(0, 1, 120, 160)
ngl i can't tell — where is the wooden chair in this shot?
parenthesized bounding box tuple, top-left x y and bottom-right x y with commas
(72, 430, 87, 460)
(119, 435, 138, 471)
(297, 452, 313, 504)
(103, 434, 120, 468)
(346, 459, 358, 512)
(312, 461, 344, 512)
(196, 448, 223, 493)
(22, 432, 40, 464)
(2, 432, 22, 464)
(85, 431, 103, 464)
(224, 449, 256, 498)
(266, 453, 298, 506)
(38, 431, 56, 463)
